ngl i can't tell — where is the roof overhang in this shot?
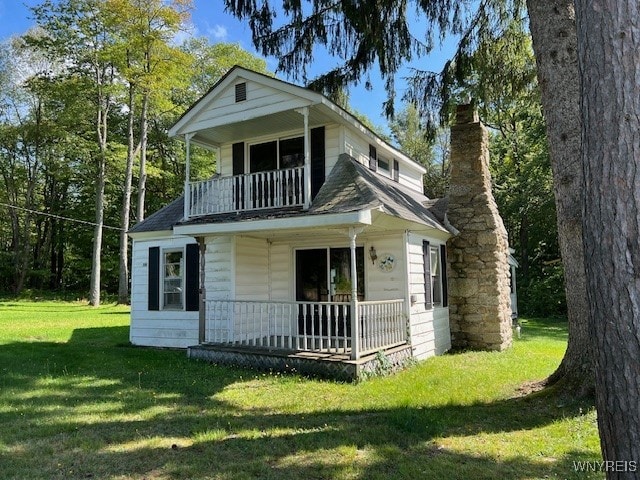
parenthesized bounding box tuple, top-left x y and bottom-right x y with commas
(173, 210, 373, 237)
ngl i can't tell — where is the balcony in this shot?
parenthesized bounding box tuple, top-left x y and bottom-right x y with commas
(187, 166, 305, 218)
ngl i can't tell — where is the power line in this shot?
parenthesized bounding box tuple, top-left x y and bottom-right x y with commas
(0, 202, 124, 231)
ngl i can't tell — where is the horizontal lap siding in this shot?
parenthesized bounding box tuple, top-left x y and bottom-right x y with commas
(269, 244, 292, 300)
(205, 236, 233, 300)
(235, 236, 269, 301)
(194, 83, 296, 124)
(324, 124, 341, 177)
(365, 235, 406, 300)
(407, 233, 451, 360)
(130, 237, 199, 348)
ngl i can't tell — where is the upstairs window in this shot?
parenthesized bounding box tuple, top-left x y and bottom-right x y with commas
(235, 82, 247, 102)
(378, 154, 390, 173)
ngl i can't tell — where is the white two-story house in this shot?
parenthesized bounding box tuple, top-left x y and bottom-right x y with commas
(128, 66, 512, 379)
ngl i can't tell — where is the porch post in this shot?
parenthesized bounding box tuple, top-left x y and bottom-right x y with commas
(197, 236, 206, 343)
(184, 133, 195, 220)
(299, 107, 311, 209)
(349, 227, 360, 360)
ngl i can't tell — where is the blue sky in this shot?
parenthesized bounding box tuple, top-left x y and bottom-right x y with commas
(0, 0, 457, 133)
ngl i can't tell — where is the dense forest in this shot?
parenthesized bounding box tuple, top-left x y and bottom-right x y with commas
(0, 0, 561, 315)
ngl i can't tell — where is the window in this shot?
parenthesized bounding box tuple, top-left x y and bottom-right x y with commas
(163, 250, 184, 309)
(430, 246, 442, 305)
(423, 241, 447, 309)
(235, 82, 247, 102)
(249, 136, 304, 172)
(378, 154, 390, 173)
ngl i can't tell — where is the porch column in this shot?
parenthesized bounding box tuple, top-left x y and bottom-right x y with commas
(197, 236, 206, 343)
(349, 227, 360, 360)
(299, 107, 311, 209)
(184, 133, 195, 220)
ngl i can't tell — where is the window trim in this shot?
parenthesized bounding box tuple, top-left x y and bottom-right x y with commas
(161, 248, 185, 311)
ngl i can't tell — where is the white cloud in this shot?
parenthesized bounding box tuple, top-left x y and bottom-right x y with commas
(208, 24, 228, 40)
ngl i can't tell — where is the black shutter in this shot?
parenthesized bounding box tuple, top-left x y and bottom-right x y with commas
(393, 159, 400, 182)
(423, 240, 432, 309)
(232, 142, 245, 175)
(148, 247, 160, 311)
(185, 243, 199, 312)
(311, 126, 325, 199)
(440, 244, 448, 307)
(369, 144, 377, 171)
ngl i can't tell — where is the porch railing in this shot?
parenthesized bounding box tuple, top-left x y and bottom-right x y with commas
(188, 166, 305, 217)
(203, 299, 407, 359)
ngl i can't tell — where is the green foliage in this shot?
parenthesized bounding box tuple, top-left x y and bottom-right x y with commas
(0, 0, 269, 296)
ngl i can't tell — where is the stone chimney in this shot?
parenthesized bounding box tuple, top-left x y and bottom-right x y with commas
(446, 104, 512, 351)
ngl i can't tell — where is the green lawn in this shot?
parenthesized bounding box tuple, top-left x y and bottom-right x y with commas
(0, 301, 602, 479)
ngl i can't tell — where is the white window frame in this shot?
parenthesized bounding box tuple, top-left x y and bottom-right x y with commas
(377, 153, 391, 175)
(430, 245, 443, 307)
(162, 248, 184, 310)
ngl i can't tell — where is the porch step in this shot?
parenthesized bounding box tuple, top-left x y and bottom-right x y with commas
(187, 343, 413, 382)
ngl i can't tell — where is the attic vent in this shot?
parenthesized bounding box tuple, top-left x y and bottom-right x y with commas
(235, 82, 247, 102)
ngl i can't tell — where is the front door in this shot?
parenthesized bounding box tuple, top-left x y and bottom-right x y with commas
(295, 247, 364, 344)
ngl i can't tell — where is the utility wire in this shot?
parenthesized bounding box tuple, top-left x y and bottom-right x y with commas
(0, 202, 124, 231)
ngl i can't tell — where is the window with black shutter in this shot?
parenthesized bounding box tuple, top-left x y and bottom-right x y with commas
(440, 244, 448, 307)
(393, 159, 400, 182)
(148, 247, 160, 311)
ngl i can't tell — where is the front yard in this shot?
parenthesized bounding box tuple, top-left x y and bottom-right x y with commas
(0, 301, 601, 479)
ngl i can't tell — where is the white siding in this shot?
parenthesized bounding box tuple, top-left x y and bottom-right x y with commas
(406, 233, 452, 360)
(365, 235, 406, 301)
(191, 81, 308, 127)
(204, 236, 233, 300)
(342, 127, 425, 193)
(324, 123, 342, 177)
(235, 236, 269, 301)
(269, 243, 292, 300)
(130, 236, 199, 348)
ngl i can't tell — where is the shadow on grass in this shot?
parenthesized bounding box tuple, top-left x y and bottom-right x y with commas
(0, 325, 600, 480)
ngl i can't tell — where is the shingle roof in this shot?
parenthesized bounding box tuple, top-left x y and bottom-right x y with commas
(128, 196, 184, 234)
(129, 154, 449, 234)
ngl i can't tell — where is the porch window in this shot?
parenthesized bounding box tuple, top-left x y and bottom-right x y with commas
(249, 136, 305, 172)
(163, 250, 184, 309)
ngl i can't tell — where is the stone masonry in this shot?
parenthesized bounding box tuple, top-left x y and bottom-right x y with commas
(447, 104, 512, 351)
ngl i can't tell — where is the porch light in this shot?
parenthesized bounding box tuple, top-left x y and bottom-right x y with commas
(369, 246, 377, 264)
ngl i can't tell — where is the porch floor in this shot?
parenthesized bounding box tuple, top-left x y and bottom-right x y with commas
(187, 343, 413, 381)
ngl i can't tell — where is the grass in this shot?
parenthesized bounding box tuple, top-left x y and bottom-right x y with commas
(0, 301, 602, 480)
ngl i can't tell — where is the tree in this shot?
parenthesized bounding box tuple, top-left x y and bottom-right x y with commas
(574, 0, 640, 471)
(106, 0, 192, 304)
(525, 0, 593, 395)
(28, 0, 120, 306)
(222, 0, 594, 397)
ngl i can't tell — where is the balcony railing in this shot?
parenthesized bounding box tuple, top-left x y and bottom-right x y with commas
(203, 299, 407, 359)
(188, 166, 305, 217)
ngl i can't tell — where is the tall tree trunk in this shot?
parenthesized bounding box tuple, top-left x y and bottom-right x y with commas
(118, 82, 136, 304)
(89, 152, 105, 307)
(89, 91, 108, 307)
(137, 91, 149, 222)
(574, 0, 640, 473)
(525, 0, 594, 396)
